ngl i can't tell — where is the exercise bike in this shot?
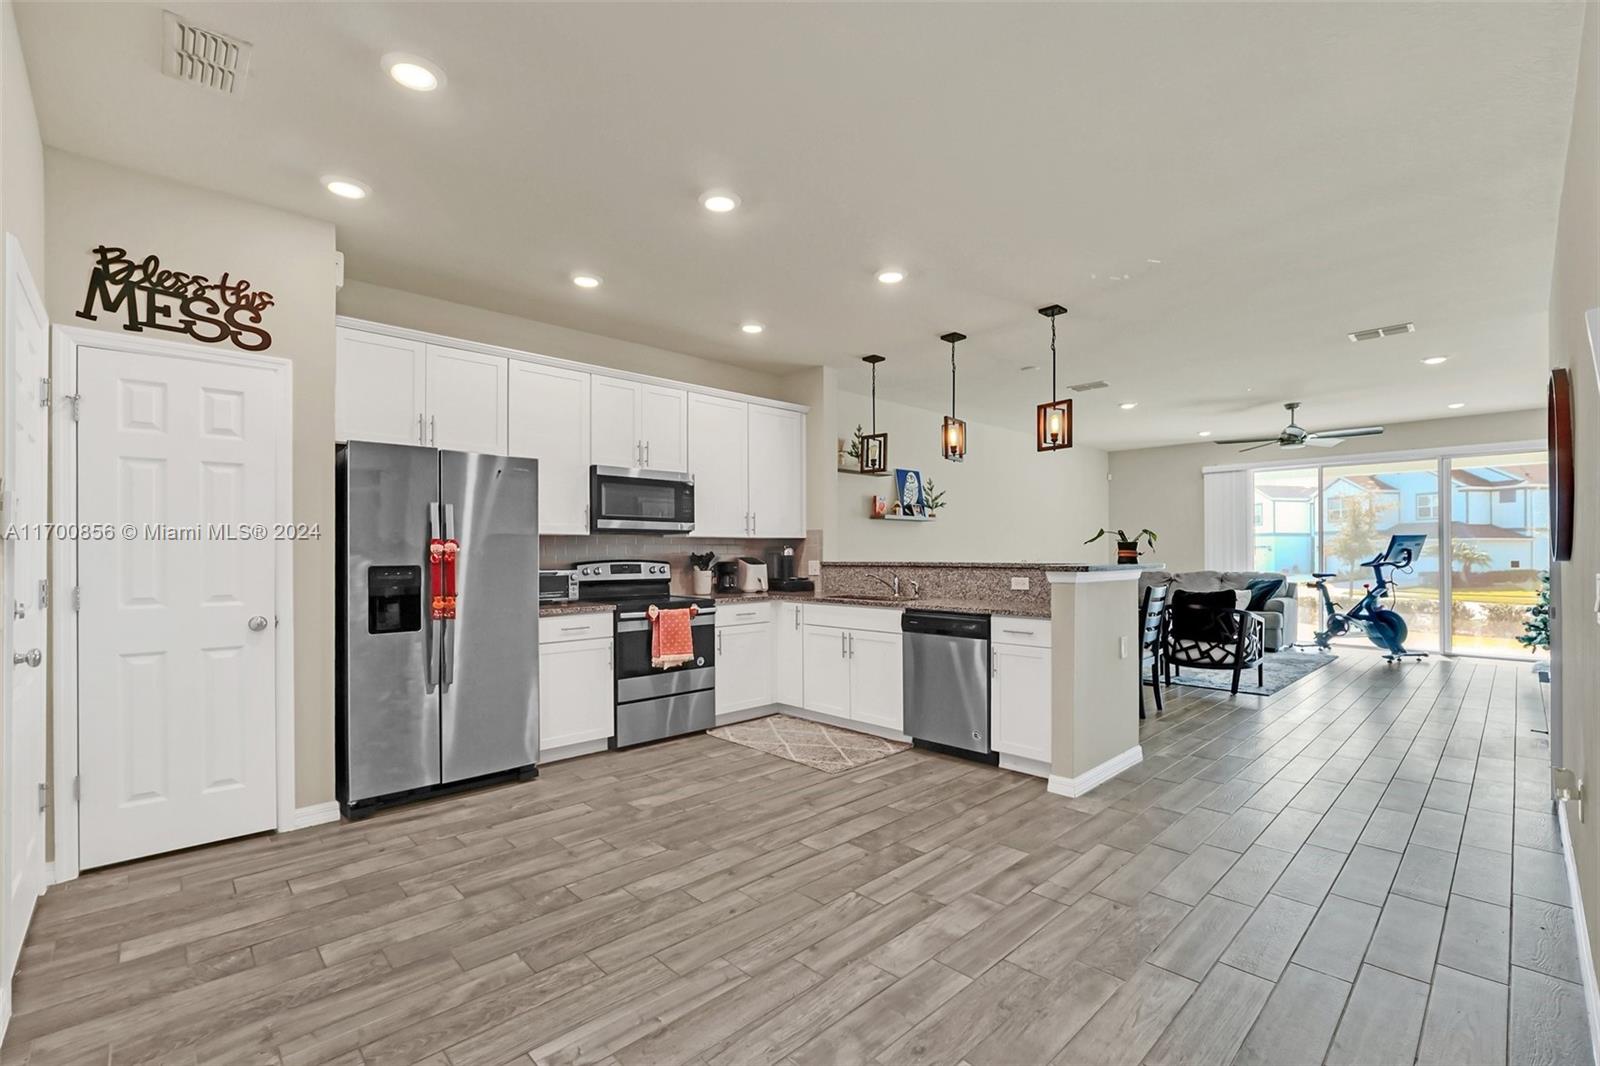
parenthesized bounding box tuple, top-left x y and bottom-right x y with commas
(1309, 533, 1428, 662)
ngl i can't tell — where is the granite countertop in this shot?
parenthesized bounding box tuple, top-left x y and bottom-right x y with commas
(821, 560, 1163, 572)
(712, 590, 1050, 618)
(539, 601, 616, 618)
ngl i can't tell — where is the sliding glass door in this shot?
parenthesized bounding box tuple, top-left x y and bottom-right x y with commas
(1246, 447, 1546, 659)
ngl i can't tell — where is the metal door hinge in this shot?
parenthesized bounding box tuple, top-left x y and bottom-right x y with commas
(37, 782, 48, 813)
(38, 579, 48, 610)
(73, 775, 80, 803)
(1553, 766, 1584, 823)
(39, 377, 50, 408)
(72, 587, 81, 612)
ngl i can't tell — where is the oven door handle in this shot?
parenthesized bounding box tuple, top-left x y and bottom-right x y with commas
(617, 615, 716, 633)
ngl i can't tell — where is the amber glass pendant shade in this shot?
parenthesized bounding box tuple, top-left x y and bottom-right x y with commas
(1035, 304, 1074, 452)
(941, 415, 967, 462)
(1037, 397, 1073, 451)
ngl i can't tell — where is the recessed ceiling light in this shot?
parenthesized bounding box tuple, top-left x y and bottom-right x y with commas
(323, 177, 369, 200)
(571, 274, 601, 289)
(700, 191, 740, 213)
(382, 53, 444, 92)
(1422, 356, 1448, 365)
(1198, 430, 1213, 437)
(876, 270, 905, 285)
(741, 322, 764, 334)
(1118, 402, 1139, 410)
(1447, 402, 1466, 409)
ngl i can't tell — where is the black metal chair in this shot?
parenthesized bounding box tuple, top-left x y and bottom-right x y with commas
(1139, 584, 1168, 719)
(1165, 594, 1265, 696)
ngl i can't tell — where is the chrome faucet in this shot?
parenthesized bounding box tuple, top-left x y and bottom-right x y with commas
(866, 573, 900, 598)
(907, 579, 920, 600)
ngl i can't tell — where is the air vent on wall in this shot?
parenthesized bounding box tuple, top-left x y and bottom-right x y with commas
(1068, 380, 1110, 392)
(162, 11, 251, 94)
(1347, 322, 1415, 342)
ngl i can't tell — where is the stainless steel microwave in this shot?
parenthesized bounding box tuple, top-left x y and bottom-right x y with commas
(589, 466, 695, 534)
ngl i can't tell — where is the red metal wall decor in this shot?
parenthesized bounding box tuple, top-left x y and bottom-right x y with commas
(1550, 367, 1574, 562)
(76, 245, 274, 351)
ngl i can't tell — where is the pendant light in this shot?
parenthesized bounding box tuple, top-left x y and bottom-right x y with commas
(940, 332, 967, 462)
(1035, 304, 1073, 451)
(859, 354, 889, 473)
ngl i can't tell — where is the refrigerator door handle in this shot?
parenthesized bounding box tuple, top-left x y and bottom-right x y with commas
(427, 502, 441, 692)
(441, 503, 456, 691)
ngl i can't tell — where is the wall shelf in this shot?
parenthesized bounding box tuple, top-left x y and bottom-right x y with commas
(873, 512, 935, 522)
(838, 466, 892, 478)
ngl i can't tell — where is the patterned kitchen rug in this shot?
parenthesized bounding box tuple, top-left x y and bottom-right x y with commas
(708, 713, 910, 773)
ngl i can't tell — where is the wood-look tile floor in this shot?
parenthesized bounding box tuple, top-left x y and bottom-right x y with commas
(5, 650, 1590, 1066)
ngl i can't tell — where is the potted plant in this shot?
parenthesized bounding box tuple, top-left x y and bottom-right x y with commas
(1085, 527, 1157, 565)
(924, 477, 946, 516)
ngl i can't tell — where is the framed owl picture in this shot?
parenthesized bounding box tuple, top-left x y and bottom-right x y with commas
(894, 468, 927, 517)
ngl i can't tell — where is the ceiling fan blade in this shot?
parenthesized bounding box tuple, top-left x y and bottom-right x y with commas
(1304, 437, 1345, 447)
(1307, 426, 1385, 439)
(1237, 441, 1280, 453)
(1212, 436, 1283, 446)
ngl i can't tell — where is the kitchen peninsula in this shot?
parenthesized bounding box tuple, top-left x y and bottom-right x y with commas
(713, 559, 1161, 796)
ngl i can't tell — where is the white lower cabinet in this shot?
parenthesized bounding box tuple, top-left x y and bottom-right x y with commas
(771, 601, 804, 707)
(992, 639, 1051, 764)
(802, 618, 904, 734)
(715, 621, 773, 716)
(539, 616, 614, 757)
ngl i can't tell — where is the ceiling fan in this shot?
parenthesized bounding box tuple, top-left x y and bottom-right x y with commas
(1214, 402, 1385, 452)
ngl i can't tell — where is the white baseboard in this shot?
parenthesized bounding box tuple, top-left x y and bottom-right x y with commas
(781, 705, 910, 744)
(714, 704, 784, 727)
(1, 979, 11, 1052)
(282, 801, 341, 832)
(1048, 745, 1143, 798)
(998, 752, 1050, 780)
(540, 737, 611, 764)
(1558, 802, 1600, 1066)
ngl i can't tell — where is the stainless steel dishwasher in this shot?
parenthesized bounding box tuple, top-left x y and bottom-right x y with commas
(901, 609, 998, 762)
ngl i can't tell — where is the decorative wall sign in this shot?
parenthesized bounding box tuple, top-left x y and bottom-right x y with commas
(76, 245, 274, 351)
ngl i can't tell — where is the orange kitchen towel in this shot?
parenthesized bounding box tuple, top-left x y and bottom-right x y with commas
(650, 605, 696, 669)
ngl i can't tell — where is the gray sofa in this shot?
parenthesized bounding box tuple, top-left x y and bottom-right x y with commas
(1139, 570, 1300, 652)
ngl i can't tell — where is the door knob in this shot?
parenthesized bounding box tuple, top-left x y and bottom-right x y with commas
(248, 616, 269, 632)
(13, 648, 41, 668)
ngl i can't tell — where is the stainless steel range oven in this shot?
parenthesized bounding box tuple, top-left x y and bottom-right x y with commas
(589, 466, 695, 534)
(573, 559, 716, 747)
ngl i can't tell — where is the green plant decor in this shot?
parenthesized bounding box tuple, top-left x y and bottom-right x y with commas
(1519, 571, 1551, 654)
(924, 478, 946, 513)
(845, 424, 866, 462)
(1084, 527, 1158, 550)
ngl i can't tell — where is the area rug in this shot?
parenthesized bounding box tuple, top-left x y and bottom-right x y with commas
(1168, 648, 1338, 696)
(708, 714, 910, 773)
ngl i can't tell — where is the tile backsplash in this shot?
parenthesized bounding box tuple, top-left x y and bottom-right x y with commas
(541, 531, 818, 593)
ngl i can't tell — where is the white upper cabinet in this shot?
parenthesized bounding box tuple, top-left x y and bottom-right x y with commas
(640, 385, 688, 471)
(508, 361, 591, 534)
(590, 374, 643, 468)
(425, 345, 508, 454)
(747, 404, 806, 538)
(336, 328, 427, 445)
(687, 393, 750, 538)
(589, 376, 688, 471)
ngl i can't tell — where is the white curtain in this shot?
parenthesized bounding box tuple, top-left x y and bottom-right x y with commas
(1203, 469, 1254, 572)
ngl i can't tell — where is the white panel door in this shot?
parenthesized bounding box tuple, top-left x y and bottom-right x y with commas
(747, 405, 805, 538)
(640, 385, 688, 471)
(993, 642, 1051, 762)
(848, 629, 904, 732)
(539, 637, 614, 751)
(802, 626, 851, 719)
(590, 374, 641, 468)
(77, 346, 279, 869)
(3, 244, 48, 985)
(772, 602, 804, 707)
(716, 623, 773, 715)
(508, 362, 591, 533)
(335, 328, 426, 445)
(426, 345, 508, 454)
(687, 393, 749, 537)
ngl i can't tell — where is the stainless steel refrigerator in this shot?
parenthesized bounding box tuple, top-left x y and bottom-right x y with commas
(336, 441, 541, 818)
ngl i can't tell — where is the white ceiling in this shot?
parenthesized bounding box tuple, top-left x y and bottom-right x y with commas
(16, 2, 1585, 449)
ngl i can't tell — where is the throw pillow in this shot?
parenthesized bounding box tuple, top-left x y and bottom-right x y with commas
(1245, 577, 1285, 612)
(1170, 589, 1242, 643)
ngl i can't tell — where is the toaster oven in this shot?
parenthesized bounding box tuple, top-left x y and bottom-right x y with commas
(539, 569, 579, 603)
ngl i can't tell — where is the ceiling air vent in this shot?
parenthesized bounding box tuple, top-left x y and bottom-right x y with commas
(162, 11, 251, 94)
(1068, 380, 1110, 392)
(1347, 322, 1415, 343)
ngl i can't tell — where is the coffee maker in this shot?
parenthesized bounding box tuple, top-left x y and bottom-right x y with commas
(766, 544, 814, 592)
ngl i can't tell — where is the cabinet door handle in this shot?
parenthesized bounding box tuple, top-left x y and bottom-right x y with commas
(717, 630, 723, 655)
(1001, 629, 1034, 637)
(560, 625, 589, 632)
(644, 441, 651, 467)
(794, 607, 801, 630)
(848, 632, 854, 658)
(841, 631, 847, 658)
(992, 649, 999, 677)
(417, 413, 425, 443)
(429, 415, 436, 445)
(750, 511, 756, 535)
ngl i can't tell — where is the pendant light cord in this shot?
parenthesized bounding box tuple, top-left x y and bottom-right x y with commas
(871, 362, 877, 434)
(1051, 313, 1058, 401)
(950, 339, 957, 417)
